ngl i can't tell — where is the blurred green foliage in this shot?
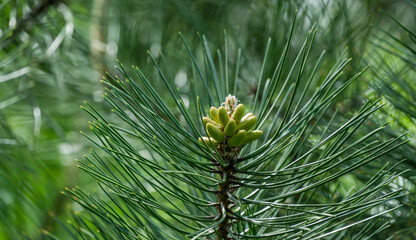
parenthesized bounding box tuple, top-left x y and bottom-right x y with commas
(0, 0, 415, 239)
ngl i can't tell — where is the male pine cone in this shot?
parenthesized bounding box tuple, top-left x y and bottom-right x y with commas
(199, 95, 262, 149)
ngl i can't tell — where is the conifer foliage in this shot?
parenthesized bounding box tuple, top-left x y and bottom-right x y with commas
(65, 17, 407, 239)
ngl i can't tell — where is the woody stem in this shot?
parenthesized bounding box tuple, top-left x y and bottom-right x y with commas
(216, 159, 236, 240)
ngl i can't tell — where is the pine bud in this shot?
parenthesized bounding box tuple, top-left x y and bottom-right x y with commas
(206, 123, 225, 143)
(223, 119, 237, 137)
(203, 117, 218, 127)
(210, 107, 219, 123)
(242, 130, 262, 145)
(199, 137, 218, 147)
(238, 116, 257, 131)
(231, 104, 245, 123)
(218, 106, 230, 127)
(228, 130, 246, 147)
(223, 94, 239, 113)
(241, 112, 253, 122)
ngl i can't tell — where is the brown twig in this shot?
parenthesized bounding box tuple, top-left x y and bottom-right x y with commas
(214, 149, 240, 240)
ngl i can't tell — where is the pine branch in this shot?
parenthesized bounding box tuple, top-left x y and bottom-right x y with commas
(1, 0, 64, 48)
(64, 13, 408, 239)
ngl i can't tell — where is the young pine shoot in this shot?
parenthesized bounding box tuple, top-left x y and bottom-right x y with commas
(64, 16, 406, 240)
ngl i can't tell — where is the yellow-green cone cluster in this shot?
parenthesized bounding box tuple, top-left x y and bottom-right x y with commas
(199, 95, 262, 149)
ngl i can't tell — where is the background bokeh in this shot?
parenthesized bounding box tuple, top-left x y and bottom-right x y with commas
(0, 0, 415, 239)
